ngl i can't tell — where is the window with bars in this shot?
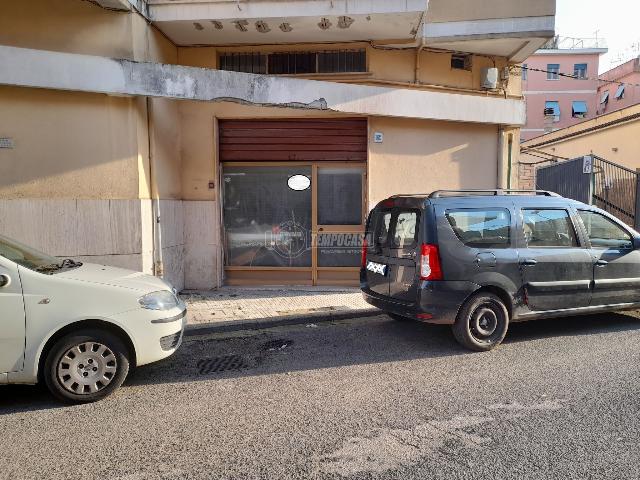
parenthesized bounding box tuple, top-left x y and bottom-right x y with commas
(219, 50, 367, 75)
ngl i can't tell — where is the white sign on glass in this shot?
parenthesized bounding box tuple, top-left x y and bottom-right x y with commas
(287, 175, 311, 191)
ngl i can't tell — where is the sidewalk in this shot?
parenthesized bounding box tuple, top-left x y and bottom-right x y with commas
(181, 286, 378, 334)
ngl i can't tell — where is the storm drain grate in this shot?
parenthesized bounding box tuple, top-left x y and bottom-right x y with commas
(197, 355, 250, 374)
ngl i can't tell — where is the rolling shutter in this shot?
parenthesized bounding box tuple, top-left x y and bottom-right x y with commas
(219, 118, 367, 162)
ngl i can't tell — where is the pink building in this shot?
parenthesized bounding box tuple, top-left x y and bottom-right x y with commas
(521, 37, 607, 141)
(597, 56, 640, 115)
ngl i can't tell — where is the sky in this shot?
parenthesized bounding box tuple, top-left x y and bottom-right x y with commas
(555, 0, 640, 73)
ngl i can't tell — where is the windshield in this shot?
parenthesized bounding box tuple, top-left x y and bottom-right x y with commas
(0, 234, 81, 273)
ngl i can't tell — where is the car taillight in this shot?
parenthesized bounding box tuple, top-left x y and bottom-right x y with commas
(361, 237, 368, 268)
(420, 244, 443, 280)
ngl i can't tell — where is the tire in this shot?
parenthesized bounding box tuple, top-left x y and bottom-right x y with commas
(43, 329, 130, 404)
(452, 293, 509, 351)
(388, 313, 412, 322)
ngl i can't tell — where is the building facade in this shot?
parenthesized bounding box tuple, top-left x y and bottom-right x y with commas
(598, 56, 640, 115)
(518, 104, 640, 190)
(521, 36, 607, 142)
(0, 0, 556, 290)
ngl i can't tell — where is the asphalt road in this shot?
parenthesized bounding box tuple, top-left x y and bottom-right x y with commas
(2, 313, 640, 480)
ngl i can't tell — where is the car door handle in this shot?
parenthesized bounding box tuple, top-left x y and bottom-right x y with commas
(520, 259, 538, 266)
(595, 259, 609, 266)
(0, 274, 11, 288)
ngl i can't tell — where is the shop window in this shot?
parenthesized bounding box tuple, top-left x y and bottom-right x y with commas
(451, 54, 472, 71)
(574, 63, 587, 79)
(547, 63, 560, 80)
(572, 101, 588, 118)
(219, 50, 366, 75)
(317, 167, 363, 225)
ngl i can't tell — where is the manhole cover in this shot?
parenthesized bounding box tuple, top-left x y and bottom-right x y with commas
(262, 339, 294, 352)
(197, 355, 250, 374)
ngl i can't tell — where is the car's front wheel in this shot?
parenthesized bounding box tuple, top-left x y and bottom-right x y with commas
(452, 293, 509, 351)
(43, 330, 130, 403)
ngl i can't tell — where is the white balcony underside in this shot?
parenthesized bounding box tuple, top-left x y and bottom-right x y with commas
(0, 46, 525, 126)
(154, 13, 422, 45)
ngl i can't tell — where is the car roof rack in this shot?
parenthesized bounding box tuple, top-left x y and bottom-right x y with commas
(428, 189, 559, 198)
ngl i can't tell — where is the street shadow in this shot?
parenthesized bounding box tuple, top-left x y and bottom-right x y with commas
(3, 311, 640, 413)
(505, 312, 640, 343)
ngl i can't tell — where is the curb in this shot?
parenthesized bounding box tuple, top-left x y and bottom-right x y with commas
(184, 308, 380, 336)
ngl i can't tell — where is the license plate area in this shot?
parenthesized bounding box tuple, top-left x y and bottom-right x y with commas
(366, 261, 387, 276)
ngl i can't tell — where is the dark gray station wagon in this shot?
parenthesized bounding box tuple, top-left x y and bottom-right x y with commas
(361, 190, 640, 351)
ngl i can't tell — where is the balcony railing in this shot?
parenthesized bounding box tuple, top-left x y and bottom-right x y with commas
(541, 36, 608, 50)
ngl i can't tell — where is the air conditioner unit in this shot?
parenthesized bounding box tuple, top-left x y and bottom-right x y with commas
(481, 67, 499, 90)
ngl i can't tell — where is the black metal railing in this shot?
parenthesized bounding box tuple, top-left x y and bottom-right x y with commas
(536, 155, 640, 229)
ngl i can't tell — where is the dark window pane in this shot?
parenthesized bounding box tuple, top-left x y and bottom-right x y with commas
(317, 167, 363, 225)
(317, 233, 363, 266)
(523, 209, 577, 247)
(447, 209, 510, 248)
(578, 211, 633, 249)
(223, 166, 312, 267)
(392, 212, 418, 248)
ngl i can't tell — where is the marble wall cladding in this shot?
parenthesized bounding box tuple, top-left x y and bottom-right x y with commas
(183, 200, 220, 290)
(0, 199, 143, 257)
(155, 200, 185, 291)
(0, 198, 220, 291)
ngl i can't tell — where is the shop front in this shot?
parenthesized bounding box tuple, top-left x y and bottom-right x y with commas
(220, 118, 367, 285)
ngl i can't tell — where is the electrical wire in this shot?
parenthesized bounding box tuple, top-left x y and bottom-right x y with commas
(515, 64, 640, 89)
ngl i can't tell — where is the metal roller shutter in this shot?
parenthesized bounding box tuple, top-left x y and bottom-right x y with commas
(219, 118, 367, 162)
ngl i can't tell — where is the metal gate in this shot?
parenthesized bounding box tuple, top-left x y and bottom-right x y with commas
(536, 155, 640, 228)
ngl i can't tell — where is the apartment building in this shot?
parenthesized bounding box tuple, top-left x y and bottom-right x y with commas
(598, 56, 640, 115)
(0, 0, 556, 289)
(521, 36, 607, 141)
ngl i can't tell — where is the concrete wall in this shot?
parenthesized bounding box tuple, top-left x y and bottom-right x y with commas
(182, 43, 521, 97)
(0, 0, 186, 290)
(368, 117, 499, 206)
(426, 0, 555, 23)
(0, 86, 140, 200)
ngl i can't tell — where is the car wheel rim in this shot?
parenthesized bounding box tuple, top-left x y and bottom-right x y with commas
(470, 305, 499, 340)
(57, 342, 118, 395)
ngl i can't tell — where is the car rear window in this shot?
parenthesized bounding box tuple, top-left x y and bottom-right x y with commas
(367, 208, 420, 249)
(392, 211, 418, 248)
(367, 209, 392, 249)
(446, 209, 511, 248)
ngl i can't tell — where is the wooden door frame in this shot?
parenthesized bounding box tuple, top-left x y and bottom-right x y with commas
(222, 161, 366, 285)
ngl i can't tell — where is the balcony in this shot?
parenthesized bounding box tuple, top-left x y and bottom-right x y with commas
(144, 0, 556, 61)
(146, 0, 428, 45)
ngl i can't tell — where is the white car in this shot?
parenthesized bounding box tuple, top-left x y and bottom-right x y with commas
(0, 234, 186, 403)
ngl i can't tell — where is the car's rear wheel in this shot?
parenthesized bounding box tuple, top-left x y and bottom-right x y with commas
(452, 293, 509, 351)
(43, 330, 130, 403)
